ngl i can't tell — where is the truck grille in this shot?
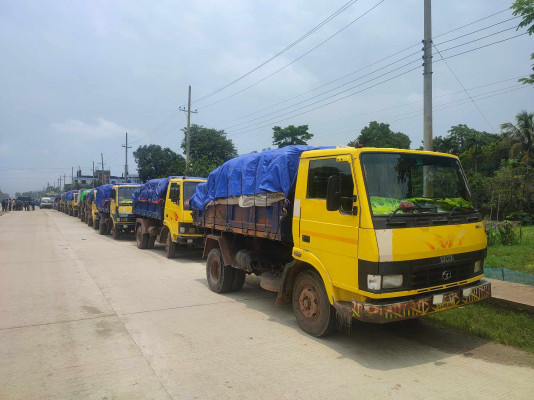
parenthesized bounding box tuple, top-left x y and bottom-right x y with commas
(410, 262, 474, 289)
(127, 214, 136, 223)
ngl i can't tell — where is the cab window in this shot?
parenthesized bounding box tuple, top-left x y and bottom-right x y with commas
(169, 183, 180, 205)
(307, 158, 354, 212)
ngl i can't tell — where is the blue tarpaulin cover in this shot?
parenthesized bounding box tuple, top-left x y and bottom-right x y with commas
(132, 176, 205, 220)
(190, 145, 327, 210)
(95, 184, 114, 213)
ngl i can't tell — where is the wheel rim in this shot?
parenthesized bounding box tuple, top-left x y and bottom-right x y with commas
(299, 284, 320, 320)
(209, 258, 221, 283)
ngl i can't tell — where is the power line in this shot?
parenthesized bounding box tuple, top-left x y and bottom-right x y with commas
(225, 32, 529, 138)
(215, 16, 523, 130)
(196, 0, 386, 110)
(192, 0, 361, 105)
(433, 43, 497, 133)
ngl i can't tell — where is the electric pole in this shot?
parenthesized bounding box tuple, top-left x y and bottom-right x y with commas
(71, 167, 74, 186)
(423, 0, 433, 151)
(101, 153, 105, 184)
(122, 132, 132, 182)
(63, 174, 66, 190)
(179, 86, 198, 175)
(92, 161, 95, 188)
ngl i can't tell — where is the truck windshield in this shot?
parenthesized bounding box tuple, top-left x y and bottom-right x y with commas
(183, 182, 201, 210)
(118, 187, 136, 204)
(360, 152, 473, 216)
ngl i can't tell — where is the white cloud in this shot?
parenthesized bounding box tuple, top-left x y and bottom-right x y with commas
(51, 117, 140, 140)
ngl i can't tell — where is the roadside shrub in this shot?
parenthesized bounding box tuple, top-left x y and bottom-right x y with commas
(505, 211, 533, 226)
(484, 220, 520, 246)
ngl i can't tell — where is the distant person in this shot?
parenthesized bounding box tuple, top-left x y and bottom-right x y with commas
(1, 199, 6, 211)
(31, 199, 35, 211)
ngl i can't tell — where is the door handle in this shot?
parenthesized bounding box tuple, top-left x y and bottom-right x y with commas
(302, 235, 310, 243)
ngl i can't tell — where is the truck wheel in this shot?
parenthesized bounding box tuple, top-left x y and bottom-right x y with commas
(112, 225, 121, 240)
(292, 270, 336, 337)
(206, 248, 235, 293)
(165, 234, 176, 258)
(136, 228, 148, 249)
(147, 236, 156, 249)
(232, 269, 246, 291)
(87, 216, 92, 227)
(99, 221, 107, 235)
(93, 219, 99, 230)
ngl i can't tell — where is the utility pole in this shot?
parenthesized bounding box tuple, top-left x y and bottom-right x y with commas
(423, 0, 433, 197)
(101, 153, 105, 184)
(423, 0, 433, 151)
(92, 161, 95, 188)
(71, 167, 74, 186)
(179, 86, 198, 175)
(63, 174, 66, 190)
(122, 132, 132, 182)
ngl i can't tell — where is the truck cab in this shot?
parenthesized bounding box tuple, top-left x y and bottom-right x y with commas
(289, 148, 489, 329)
(135, 177, 206, 258)
(67, 191, 80, 217)
(107, 184, 140, 239)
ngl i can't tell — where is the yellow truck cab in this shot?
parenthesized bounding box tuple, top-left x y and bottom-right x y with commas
(67, 190, 80, 217)
(101, 184, 140, 239)
(195, 147, 490, 337)
(134, 177, 206, 258)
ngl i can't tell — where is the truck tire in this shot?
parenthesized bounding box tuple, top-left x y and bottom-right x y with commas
(292, 270, 336, 338)
(93, 219, 99, 230)
(87, 216, 92, 227)
(99, 221, 107, 235)
(165, 233, 176, 258)
(136, 228, 148, 249)
(112, 225, 121, 240)
(206, 248, 235, 293)
(147, 235, 156, 249)
(232, 269, 246, 291)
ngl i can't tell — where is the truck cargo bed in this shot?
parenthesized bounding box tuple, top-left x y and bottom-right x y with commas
(193, 200, 292, 243)
(132, 200, 164, 220)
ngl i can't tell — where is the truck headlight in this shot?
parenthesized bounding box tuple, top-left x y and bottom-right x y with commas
(474, 260, 484, 273)
(367, 275, 381, 290)
(179, 226, 185, 234)
(382, 274, 403, 289)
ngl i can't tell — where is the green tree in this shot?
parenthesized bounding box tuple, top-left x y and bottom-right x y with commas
(181, 125, 237, 164)
(272, 125, 313, 148)
(133, 144, 186, 182)
(512, 0, 534, 85)
(348, 121, 411, 149)
(501, 110, 534, 165)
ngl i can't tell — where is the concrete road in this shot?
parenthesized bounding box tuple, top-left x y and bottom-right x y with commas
(1, 210, 533, 400)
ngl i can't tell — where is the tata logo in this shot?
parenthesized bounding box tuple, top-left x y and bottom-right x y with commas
(442, 270, 452, 280)
(440, 255, 454, 264)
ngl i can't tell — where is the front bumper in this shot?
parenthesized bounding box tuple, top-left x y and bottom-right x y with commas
(176, 235, 204, 247)
(334, 279, 491, 323)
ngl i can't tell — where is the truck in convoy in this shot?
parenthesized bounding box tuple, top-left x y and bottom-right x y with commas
(190, 146, 491, 337)
(66, 190, 80, 216)
(87, 189, 99, 229)
(59, 192, 67, 213)
(132, 176, 206, 258)
(77, 189, 92, 222)
(94, 183, 141, 239)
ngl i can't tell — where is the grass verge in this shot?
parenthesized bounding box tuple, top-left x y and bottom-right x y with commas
(424, 301, 534, 353)
(486, 225, 534, 274)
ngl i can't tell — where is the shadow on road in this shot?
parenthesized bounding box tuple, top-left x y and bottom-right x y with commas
(194, 275, 534, 372)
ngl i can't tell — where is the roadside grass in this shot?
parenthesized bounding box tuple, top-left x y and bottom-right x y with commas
(486, 225, 534, 274)
(425, 301, 534, 353)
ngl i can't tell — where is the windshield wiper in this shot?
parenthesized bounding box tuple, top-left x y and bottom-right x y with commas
(448, 206, 477, 218)
(386, 205, 437, 225)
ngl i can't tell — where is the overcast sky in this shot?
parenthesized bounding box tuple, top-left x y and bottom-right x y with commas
(1, 0, 532, 195)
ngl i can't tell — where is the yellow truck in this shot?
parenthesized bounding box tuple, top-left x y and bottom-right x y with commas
(67, 190, 80, 217)
(191, 146, 490, 337)
(132, 177, 206, 258)
(94, 184, 141, 239)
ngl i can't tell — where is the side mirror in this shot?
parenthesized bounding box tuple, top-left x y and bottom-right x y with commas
(326, 175, 341, 211)
(170, 186, 180, 203)
(110, 189, 116, 200)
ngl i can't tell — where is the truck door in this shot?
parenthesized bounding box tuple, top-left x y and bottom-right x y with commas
(299, 156, 360, 291)
(165, 181, 181, 239)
